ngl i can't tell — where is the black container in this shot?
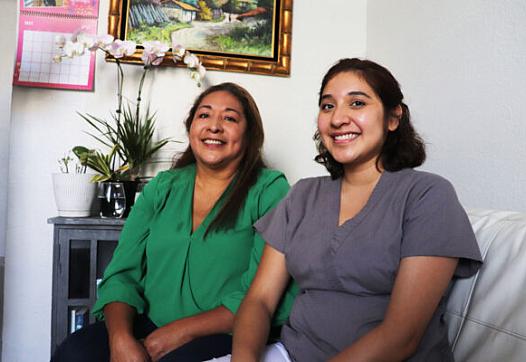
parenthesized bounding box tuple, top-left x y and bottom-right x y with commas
(97, 181, 138, 218)
(121, 180, 139, 217)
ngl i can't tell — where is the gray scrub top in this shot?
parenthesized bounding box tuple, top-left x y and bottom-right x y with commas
(255, 168, 482, 362)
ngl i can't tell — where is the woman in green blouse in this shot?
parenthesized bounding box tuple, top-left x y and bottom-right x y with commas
(51, 83, 296, 362)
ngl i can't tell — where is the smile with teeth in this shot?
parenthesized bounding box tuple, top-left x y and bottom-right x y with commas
(203, 139, 224, 145)
(333, 132, 359, 141)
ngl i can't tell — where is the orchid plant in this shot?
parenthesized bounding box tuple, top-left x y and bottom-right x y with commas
(58, 150, 87, 174)
(53, 32, 206, 182)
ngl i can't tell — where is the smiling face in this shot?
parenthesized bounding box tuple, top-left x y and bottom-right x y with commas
(189, 90, 247, 172)
(317, 71, 400, 172)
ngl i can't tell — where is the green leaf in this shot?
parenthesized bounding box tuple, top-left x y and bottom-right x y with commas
(77, 84, 173, 181)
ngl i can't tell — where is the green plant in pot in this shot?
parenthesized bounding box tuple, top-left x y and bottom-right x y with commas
(54, 32, 205, 217)
(74, 102, 170, 183)
(72, 102, 171, 218)
(72, 70, 173, 217)
(52, 151, 97, 217)
(72, 145, 127, 182)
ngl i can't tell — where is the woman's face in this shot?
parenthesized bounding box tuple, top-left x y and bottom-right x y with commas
(189, 90, 247, 172)
(317, 71, 399, 171)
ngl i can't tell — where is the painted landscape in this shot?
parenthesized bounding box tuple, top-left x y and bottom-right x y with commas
(24, 0, 65, 6)
(126, 0, 276, 57)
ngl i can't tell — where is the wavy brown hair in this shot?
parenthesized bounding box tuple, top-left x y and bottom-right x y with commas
(173, 82, 266, 233)
(314, 58, 426, 179)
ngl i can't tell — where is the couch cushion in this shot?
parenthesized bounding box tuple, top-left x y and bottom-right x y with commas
(445, 209, 526, 361)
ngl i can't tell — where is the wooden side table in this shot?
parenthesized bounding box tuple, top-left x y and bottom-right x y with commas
(48, 217, 125, 354)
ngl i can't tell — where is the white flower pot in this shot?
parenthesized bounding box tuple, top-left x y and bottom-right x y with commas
(52, 173, 97, 217)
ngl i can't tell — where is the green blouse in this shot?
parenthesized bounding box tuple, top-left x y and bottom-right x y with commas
(92, 164, 296, 327)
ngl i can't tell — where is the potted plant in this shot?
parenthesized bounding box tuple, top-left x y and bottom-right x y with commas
(52, 151, 97, 217)
(54, 33, 205, 217)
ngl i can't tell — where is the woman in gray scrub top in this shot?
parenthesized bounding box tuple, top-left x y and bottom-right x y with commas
(229, 59, 483, 362)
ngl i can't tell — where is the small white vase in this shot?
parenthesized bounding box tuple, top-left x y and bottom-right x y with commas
(52, 173, 97, 217)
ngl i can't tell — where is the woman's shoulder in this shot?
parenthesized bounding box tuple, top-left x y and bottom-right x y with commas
(282, 175, 334, 206)
(257, 167, 286, 180)
(392, 168, 454, 189)
(247, 168, 290, 198)
(292, 175, 333, 192)
(146, 164, 196, 191)
(252, 168, 288, 187)
(388, 168, 457, 203)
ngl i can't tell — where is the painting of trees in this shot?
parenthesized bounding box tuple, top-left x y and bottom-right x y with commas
(125, 0, 278, 57)
(197, 1, 213, 20)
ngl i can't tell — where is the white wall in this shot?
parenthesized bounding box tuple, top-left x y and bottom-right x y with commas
(0, 0, 17, 355)
(1, 1, 367, 360)
(367, 0, 526, 211)
(0, 0, 17, 257)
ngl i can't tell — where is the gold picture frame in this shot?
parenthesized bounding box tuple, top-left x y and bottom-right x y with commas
(108, 0, 293, 76)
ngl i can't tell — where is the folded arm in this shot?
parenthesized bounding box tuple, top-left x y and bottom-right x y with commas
(329, 256, 458, 362)
(143, 306, 234, 361)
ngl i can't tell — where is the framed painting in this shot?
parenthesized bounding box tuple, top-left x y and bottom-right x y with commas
(108, 0, 292, 76)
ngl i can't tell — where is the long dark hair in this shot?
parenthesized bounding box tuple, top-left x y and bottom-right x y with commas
(314, 58, 426, 179)
(173, 82, 266, 233)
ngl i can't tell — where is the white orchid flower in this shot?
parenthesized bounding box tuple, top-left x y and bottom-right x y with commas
(108, 39, 137, 58)
(170, 33, 186, 59)
(70, 29, 82, 42)
(76, 33, 96, 50)
(190, 70, 202, 87)
(63, 40, 86, 58)
(142, 40, 169, 66)
(183, 52, 205, 86)
(196, 63, 206, 79)
(146, 41, 169, 54)
(52, 54, 63, 63)
(92, 34, 114, 51)
(183, 53, 200, 68)
(54, 35, 66, 49)
(171, 43, 186, 62)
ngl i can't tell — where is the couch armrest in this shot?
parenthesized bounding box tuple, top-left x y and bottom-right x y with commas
(445, 209, 526, 361)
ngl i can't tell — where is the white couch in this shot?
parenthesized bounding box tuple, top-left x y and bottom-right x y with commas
(446, 209, 526, 361)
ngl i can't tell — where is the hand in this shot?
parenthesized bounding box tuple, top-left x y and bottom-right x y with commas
(109, 333, 151, 362)
(144, 321, 192, 361)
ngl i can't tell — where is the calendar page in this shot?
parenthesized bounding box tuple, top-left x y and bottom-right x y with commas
(13, 0, 100, 90)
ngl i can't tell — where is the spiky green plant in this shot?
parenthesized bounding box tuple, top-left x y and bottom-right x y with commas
(76, 62, 172, 182)
(73, 145, 130, 182)
(77, 102, 170, 180)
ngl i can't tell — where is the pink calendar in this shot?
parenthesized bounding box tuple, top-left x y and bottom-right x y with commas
(13, 0, 100, 90)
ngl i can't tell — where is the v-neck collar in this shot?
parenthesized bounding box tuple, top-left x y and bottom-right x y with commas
(331, 170, 390, 230)
(188, 164, 238, 239)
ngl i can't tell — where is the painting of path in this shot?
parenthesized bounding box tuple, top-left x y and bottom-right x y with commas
(24, 0, 65, 7)
(126, 0, 276, 58)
